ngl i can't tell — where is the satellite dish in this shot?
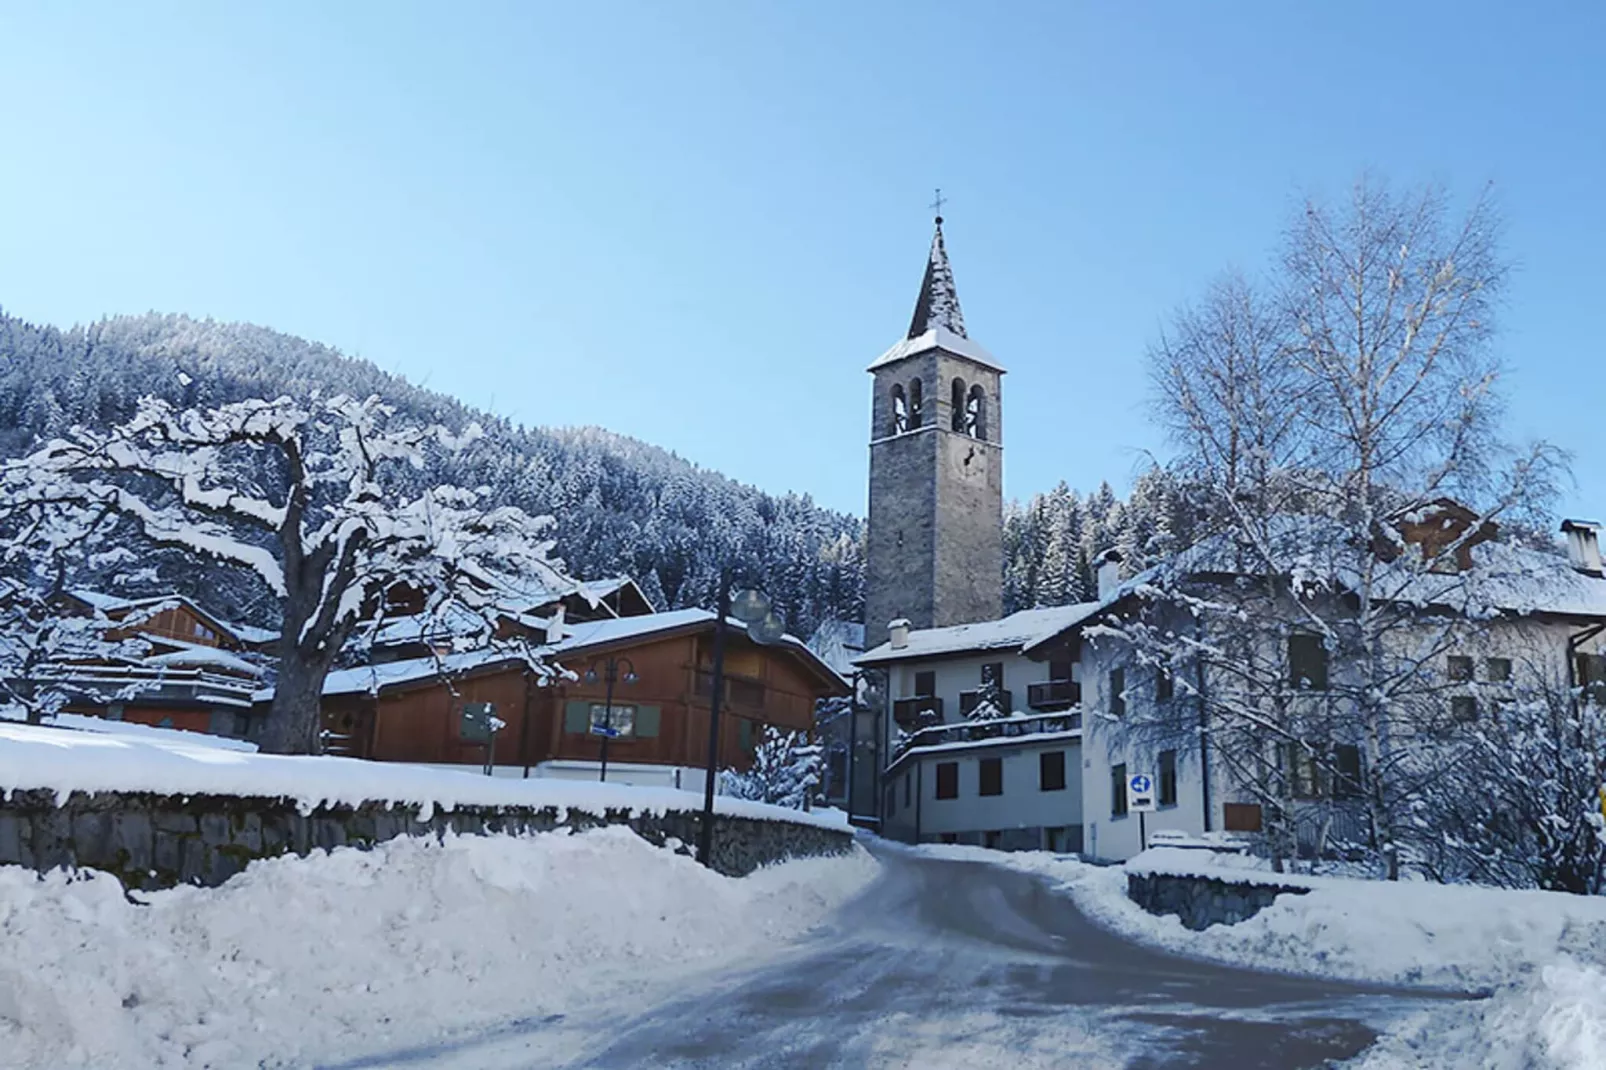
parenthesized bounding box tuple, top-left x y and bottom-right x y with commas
(748, 611, 787, 645)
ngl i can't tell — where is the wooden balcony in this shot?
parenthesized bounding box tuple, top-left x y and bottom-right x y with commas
(1027, 679, 1080, 711)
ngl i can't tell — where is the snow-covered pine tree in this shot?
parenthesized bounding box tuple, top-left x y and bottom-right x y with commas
(0, 393, 575, 753)
(719, 727, 823, 810)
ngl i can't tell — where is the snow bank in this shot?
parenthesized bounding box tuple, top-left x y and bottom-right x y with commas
(0, 721, 848, 830)
(918, 843, 1606, 1070)
(0, 826, 879, 1069)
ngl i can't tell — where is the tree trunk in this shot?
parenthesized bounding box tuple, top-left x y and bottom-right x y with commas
(260, 651, 332, 755)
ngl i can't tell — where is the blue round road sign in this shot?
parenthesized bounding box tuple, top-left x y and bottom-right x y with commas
(1129, 774, 1153, 794)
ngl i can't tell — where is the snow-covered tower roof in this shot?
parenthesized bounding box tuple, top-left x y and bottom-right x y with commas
(907, 218, 967, 340)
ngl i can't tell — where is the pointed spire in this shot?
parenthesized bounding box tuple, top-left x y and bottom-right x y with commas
(907, 217, 968, 340)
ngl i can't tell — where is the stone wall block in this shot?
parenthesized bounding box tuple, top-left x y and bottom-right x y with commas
(31, 807, 73, 872)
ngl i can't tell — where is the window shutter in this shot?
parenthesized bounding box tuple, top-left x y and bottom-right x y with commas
(738, 717, 753, 752)
(563, 700, 589, 734)
(635, 705, 661, 738)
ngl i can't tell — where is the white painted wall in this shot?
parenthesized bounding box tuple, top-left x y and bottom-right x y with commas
(881, 650, 1061, 751)
(883, 737, 1082, 849)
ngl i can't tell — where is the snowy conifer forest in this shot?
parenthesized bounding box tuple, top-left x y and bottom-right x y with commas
(0, 308, 1194, 637)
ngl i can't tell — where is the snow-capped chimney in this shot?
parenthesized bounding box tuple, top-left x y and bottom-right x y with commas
(1095, 549, 1124, 601)
(542, 605, 566, 645)
(888, 618, 911, 650)
(1562, 519, 1603, 577)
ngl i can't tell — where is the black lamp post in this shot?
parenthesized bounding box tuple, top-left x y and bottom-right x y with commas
(584, 654, 637, 783)
(698, 571, 787, 868)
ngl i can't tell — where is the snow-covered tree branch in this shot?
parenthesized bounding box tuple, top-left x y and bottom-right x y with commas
(0, 393, 576, 753)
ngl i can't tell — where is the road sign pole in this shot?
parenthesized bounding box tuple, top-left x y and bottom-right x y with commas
(1139, 810, 1147, 853)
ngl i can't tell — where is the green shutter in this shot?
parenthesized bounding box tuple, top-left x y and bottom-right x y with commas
(635, 705, 661, 738)
(738, 717, 753, 753)
(564, 700, 589, 734)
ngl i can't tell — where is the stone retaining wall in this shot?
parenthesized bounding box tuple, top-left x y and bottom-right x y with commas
(1127, 870, 1309, 930)
(0, 789, 852, 890)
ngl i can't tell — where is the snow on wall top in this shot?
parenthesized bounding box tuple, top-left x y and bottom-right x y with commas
(855, 603, 1101, 666)
(0, 720, 851, 829)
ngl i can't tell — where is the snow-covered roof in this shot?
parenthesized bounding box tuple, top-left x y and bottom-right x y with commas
(144, 636, 264, 678)
(867, 327, 1003, 374)
(304, 608, 848, 700)
(220, 620, 278, 645)
(1021, 525, 1606, 656)
(855, 603, 1102, 666)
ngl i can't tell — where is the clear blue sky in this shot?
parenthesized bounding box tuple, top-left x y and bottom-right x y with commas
(2, 2, 1602, 520)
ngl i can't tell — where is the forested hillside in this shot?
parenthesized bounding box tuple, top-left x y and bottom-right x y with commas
(0, 308, 1195, 637)
(0, 310, 864, 638)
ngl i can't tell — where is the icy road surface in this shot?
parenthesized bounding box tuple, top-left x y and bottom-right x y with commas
(334, 843, 1467, 1070)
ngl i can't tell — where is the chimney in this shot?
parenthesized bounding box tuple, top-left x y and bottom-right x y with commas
(888, 618, 911, 650)
(1095, 549, 1125, 601)
(542, 604, 567, 645)
(1562, 519, 1604, 576)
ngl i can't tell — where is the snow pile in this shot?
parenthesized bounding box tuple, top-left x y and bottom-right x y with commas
(924, 843, 1606, 1069)
(0, 826, 878, 1069)
(998, 845, 1606, 991)
(0, 721, 848, 830)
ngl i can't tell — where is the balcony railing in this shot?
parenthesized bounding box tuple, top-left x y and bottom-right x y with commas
(891, 710, 1083, 763)
(892, 696, 943, 728)
(958, 689, 1013, 717)
(1027, 679, 1080, 711)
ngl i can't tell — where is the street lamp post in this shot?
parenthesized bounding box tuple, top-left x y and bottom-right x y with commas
(584, 654, 637, 783)
(697, 571, 787, 868)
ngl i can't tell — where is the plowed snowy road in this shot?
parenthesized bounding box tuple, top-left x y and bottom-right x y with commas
(332, 844, 1463, 1070)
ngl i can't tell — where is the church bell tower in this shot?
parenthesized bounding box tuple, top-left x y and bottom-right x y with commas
(865, 214, 1004, 646)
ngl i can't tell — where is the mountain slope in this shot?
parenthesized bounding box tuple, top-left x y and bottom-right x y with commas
(0, 309, 865, 638)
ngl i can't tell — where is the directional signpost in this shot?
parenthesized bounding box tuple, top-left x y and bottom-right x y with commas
(1128, 772, 1156, 852)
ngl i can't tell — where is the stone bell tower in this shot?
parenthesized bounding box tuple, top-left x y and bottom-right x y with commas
(864, 215, 1004, 646)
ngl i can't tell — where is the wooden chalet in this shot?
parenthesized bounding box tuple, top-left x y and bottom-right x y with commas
(311, 609, 850, 778)
(50, 589, 268, 737)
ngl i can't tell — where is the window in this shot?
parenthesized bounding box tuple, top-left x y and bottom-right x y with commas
(980, 662, 1004, 688)
(903, 772, 912, 808)
(1333, 744, 1363, 799)
(885, 784, 896, 816)
(1110, 763, 1128, 817)
(1450, 696, 1478, 723)
(914, 671, 936, 697)
(1285, 744, 1320, 798)
(1156, 665, 1173, 702)
(1485, 657, 1512, 683)
(935, 762, 959, 799)
(951, 377, 967, 431)
(965, 384, 987, 439)
(1158, 749, 1177, 807)
(907, 377, 924, 429)
(1039, 750, 1066, 792)
(979, 757, 1003, 796)
(1447, 655, 1474, 682)
(1582, 654, 1606, 705)
(1288, 634, 1329, 690)
(589, 703, 635, 738)
(1110, 668, 1126, 716)
(891, 384, 908, 435)
(1049, 657, 1074, 683)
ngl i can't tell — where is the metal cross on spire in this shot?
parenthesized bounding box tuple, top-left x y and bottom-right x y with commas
(929, 188, 946, 224)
